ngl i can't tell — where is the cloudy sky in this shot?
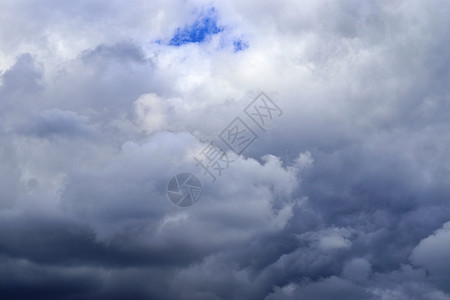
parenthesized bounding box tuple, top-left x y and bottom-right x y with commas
(1, 0, 450, 299)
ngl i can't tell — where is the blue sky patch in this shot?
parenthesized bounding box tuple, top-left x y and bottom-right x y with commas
(233, 39, 249, 52)
(169, 8, 223, 46)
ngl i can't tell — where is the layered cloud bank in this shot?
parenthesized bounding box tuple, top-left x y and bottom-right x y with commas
(1, 0, 450, 299)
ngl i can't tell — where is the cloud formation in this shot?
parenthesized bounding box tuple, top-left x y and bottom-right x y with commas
(1, 0, 450, 299)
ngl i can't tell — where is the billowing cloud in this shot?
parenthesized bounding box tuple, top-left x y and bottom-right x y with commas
(411, 222, 450, 291)
(1, 0, 450, 299)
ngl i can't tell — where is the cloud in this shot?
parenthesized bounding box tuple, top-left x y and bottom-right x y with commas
(411, 222, 450, 290)
(134, 93, 168, 134)
(1, 0, 450, 299)
(265, 276, 373, 300)
(0, 53, 42, 94)
(342, 258, 372, 283)
(16, 109, 95, 139)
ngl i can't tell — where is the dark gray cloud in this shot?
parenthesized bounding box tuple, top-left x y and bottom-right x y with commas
(0, 53, 42, 94)
(16, 109, 95, 138)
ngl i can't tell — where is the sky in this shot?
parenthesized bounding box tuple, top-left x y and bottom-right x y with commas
(1, 0, 450, 299)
